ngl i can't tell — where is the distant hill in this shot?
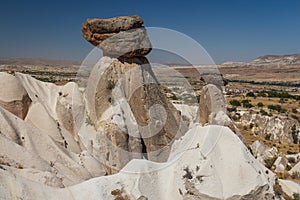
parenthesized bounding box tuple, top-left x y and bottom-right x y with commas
(220, 53, 300, 66)
(0, 58, 80, 67)
(250, 53, 300, 65)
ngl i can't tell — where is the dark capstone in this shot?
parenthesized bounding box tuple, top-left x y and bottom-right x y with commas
(82, 16, 152, 58)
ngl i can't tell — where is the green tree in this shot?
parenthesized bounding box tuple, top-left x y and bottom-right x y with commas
(246, 92, 255, 97)
(257, 102, 264, 107)
(292, 108, 298, 113)
(268, 104, 282, 112)
(241, 99, 253, 108)
(230, 100, 241, 107)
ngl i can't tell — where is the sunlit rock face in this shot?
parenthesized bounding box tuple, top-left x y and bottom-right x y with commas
(82, 15, 186, 171)
(84, 56, 187, 173)
(197, 84, 246, 144)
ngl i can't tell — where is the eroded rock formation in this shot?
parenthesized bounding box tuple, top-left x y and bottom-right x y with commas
(82, 17, 187, 172)
(0, 126, 276, 200)
(197, 84, 246, 144)
(237, 112, 300, 144)
(0, 15, 281, 199)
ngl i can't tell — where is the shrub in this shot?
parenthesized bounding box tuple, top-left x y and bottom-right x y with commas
(288, 157, 296, 163)
(246, 92, 255, 97)
(291, 125, 299, 144)
(241, 99, 253, 108)
(260, 109, 268, 116)
(265, 133, 272, 141)
(243, 102, 253, 108)
(280, 108, 287, 113)
(85, 115, 94, 126)
(292, 133, 298, 144)
(292, 108, 298, 114)
(257, 92, 267, 97)
(267, 91, 294, 99)
(287, 150, 297, 155)
(279, 98, 285, 104)
(170, 95, 178, 100)
(268, 104, 282, 112)
(249, 123, 254, 129)
(257, 102, 264, 107)
(230, 100, 241, 107)
(293, 193, 300, 200)
(241, 99, 251, 104)
(106, 80, 116, 90)
(291, 171, 300, 179)
(264, 157, 277, 169)
(292, 115, 300, 122)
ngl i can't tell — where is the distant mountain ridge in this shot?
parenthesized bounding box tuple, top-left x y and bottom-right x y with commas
(251, 53, 300, 65)
(220, 53, 300, 67)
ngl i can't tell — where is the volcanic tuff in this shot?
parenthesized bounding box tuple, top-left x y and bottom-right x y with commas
(82, 16, 187, 170)
(231, 109, 300, 145)
(0, 126, 276, 199)
(197, 84, 247, 144)
(0, 73, 31, 119)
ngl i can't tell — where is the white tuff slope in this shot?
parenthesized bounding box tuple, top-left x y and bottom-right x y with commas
(0, 125, 275, 199)
(0, 72, 105, 187)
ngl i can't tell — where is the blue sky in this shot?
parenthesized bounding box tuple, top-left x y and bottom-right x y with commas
(0, 0, 300, 63)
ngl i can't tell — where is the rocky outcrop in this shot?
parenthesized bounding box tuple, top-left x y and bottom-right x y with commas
(274, 156, 288, 173)
(0, 72, 31, 119)
(290, 160, 300, 174)
(0, 73, 105, 187)
(197, 84, 246, 144)
(278, 179, 300, 198)
(237, 111, 300, 144)
(81, 16, 186, 173)
(84, 56, 187, 172)
(250, 140, 278, 165)
(197, 84, 226, 125)
(82, 16, 152, 57)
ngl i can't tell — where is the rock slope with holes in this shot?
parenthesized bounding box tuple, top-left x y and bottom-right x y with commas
(0, 126, 276, 199)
